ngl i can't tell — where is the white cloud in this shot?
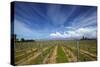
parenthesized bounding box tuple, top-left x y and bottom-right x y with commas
(50, 27, 97, 39)
(50, 32, 64, 38)
(65, 27, 75, 30)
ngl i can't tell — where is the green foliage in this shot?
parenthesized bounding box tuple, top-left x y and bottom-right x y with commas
(15, 49, 37, 64)
(14, 40, 97, 65)
(56, 46, 68, 63)
(29, 46, 53, 64)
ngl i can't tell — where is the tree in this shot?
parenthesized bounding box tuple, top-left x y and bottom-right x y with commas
(21, 38, 25, 41)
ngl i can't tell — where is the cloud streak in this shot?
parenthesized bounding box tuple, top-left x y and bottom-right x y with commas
(50, 27, 97, 39)
(13, 2, 97, 40)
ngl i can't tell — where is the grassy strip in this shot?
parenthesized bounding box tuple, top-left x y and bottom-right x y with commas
(15, 49, 37, 63)
(78, 52, 95, 61)
(15, 51, 25, 56)
(56, 46, 68, 63)
(79, 40, 97, 55)
(29, 46, 53, 64)
(64, 45, 96, 61)
(15, 48, 36, 57)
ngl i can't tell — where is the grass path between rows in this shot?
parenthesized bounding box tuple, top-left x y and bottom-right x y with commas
(56, 45, 68, 63)
(15, 48, 36, 58)
(61, 46, 77, 62)
(42, 46, 54, 64)
(80, 49, 96, 58)
(46, 46, 58, 63)
(16, 47, 49, 65)
(67, 46, 96, 61)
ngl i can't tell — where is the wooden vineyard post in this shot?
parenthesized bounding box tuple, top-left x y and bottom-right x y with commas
(27, 42, 30, 64)
(76, 40, 79, 62)
(25, 42, 28, 63)
(39, 43, 43, 63)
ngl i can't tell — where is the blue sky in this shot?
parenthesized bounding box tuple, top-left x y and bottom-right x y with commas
(13, 2, 97, 40)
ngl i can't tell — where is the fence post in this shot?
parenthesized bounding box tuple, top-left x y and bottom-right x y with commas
(77, 40, 79, 62)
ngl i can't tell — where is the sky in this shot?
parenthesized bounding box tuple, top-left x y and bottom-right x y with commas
(13, 2, 97, 40)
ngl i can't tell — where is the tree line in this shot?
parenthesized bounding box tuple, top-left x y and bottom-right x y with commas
(11, 34, 35, 42)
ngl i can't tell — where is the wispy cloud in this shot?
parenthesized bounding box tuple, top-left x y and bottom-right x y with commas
(49, 9, 97, 39)
(47, 5, 77, 26)
(14, 20, 35, 39)
(14, 2, 97, 40)
(14, 19, 51, 40)
(50, 27, 97, 39)
(71, 11, 97, 28)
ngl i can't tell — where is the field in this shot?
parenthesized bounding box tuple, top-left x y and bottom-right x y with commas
(14, 40, 97, 65)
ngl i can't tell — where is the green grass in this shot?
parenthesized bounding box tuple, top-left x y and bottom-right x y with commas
(29, 46, 53, 64)
(56, 46, 68, 63)
(79, 40, 97, 55)
(15, 49, 37, 63)
(14, 40, 97, 65)
(78, 52, 94, 61)
(63, 40, 97, 61)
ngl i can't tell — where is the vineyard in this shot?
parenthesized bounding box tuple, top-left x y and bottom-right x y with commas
(14, 40, 97, 65)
